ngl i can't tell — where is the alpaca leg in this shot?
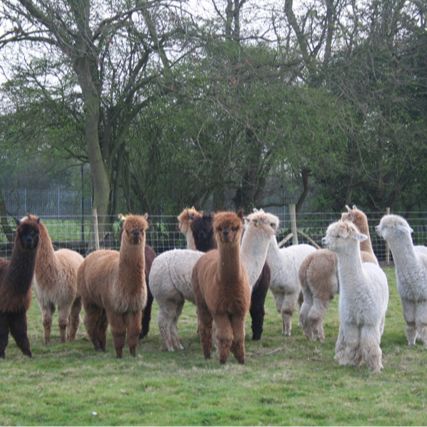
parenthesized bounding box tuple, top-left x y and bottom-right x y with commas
(8, 311, 32, 357)
(158, 300, 181, 352)
(197, 304, 213, 360)
(415, 301, 427, 346)
(401, 298, 417, 346)
(126, 312, 142, 357)
(58, 304, 72, 343)
(308, 297, 330, 342)
(230, 315, 246, 364)
(250, 279, 269, 341)
(299, 289, 313, 338)
(140, 287, 153, 339)
(96, 309, 108, 352)
(83, 303, 105, 351)
(67, 297, 81, 341)
(108, 312, 127, 358)
(170, 300, 185, 351)
(213, 314, 233, 364)
(360, 326, 383, 373)
(281, 291, 299, 337)
(334, 326, 346, 363)
(41, 302, 55, 345)
(0, 313, 9, 358)
(339, 323, 361, 367)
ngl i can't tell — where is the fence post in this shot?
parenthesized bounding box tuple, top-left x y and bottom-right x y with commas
(385, 207, 391, 265)
(290, 203, 298, 245)
(92, 208, 100, 250)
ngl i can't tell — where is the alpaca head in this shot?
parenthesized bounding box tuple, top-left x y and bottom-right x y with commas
(190, 213, 216, 251)
(17, 214, 40, 250)
(121, 214, 149, 246)
(341, 205, 368, 232)
(213, 211, 244, 246)
(322, 220, 367, 253)
(245, 208, 279, 237)
(376, 214, 413, 242)
(177, 207, 202, 234)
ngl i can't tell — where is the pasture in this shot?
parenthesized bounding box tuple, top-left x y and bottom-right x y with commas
(0, 266, 426, 426)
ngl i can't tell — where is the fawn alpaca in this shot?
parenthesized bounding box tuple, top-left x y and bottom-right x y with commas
(78, 214, 149, 358)
(177, 207, 202, 250)
(0, 215, 40, 358)
(34, 218, 84, 343)
(192, 211, 250, 364)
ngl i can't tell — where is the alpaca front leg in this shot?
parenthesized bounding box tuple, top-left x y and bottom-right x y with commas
(0, 313, 10, 358)
(213, 314, 233, 364)
(8, 311, 32, 357)
(126, 312, 142, 357)
(67, 297, 81, 341)
(338, 323, 361, 367)
(197, 305, 213, 360)
(83, 303, 106, 351)
(281, 291, 299, 337)
(360, 326, 383, 373)
(108, 312, 127, 358)
(401, 298, 417, 346)
(230, 315, 246, 364)
(41, 303, 54, 345)
(140, 289, 153, 339)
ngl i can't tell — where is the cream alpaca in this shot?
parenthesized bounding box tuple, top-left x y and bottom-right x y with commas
(376, 214, 427, 346)
(299, 205, 377, 341)
(324, 220, 388, 373)
(33, 218, 84, 344)
(177, 207, 202, 250)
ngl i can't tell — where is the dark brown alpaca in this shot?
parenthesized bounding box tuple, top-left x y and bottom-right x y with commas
(192, 211, 250, 364)
(0, 215, 40, 358)
(77, 214, 148, 358)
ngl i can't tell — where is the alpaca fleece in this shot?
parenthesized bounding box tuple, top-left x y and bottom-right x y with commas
(0, 215, 40, 358)
(33, 219, 84, 344)
(78, 214, 148, 358)
(192, 211, 250, 364)
(299, 205, 377, 342)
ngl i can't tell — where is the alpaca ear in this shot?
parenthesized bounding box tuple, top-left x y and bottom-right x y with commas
(144, 213, 149, 221)
(14, 217, 20, 226)
(237, 209, 244, 221)
(354, 231, 368, 242)
(352, 204, 357, 210)
(397, 223, 412, 234)
(345, 205, 351, 212)
(36, 217, 40, 224)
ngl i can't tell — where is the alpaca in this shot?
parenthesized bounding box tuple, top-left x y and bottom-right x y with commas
(177, 207, 202, 250)
(116, 214, 155, 339)
(33, 218, 84, 344)
(150, 209, 277, 351)
(266, 228, 316, 336)
(190, 213, 216, 252)
(0, 215, 40, 358)
(299, 205, 377, 342)
(192, 211, 250, 364)
(376, 214, 427, 346)
(323, 220, 388, 372)
(77, 214, 149, 357)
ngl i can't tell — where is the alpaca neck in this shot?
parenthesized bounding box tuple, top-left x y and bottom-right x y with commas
(387, 234, 419, 273)
(118, 239, 146, 292)
(266, 235, 283, 270)
(6, 243, 37, 295)
(218, 242, 242, 284)
(186, 231, 196, 250)
(241, 228, 270, 288)
(360, 228, 375, 257)
(335, 244, 365, 293)
(35, 222, 58, 276)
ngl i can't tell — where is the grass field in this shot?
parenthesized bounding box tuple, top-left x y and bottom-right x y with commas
(1, 266, 426, 426)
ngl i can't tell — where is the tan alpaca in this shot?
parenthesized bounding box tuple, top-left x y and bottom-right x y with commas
(33, 219, 84, 344)
(192, 211, 250, 364)
(299, 205, 377, 341)
(77, 214, 148, 358)
(177, 207, 202, 249)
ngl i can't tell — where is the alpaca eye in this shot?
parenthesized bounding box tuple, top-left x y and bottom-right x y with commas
(231, 226, 238, 232)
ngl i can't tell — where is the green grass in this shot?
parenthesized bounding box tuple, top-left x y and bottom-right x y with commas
(1, 267, 426, 426)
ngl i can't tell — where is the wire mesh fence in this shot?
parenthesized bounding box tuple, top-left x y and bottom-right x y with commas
(0, 209, 426, 262)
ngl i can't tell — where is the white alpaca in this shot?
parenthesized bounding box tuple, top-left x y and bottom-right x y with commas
(324, 220, 389, 373)
(376, 214, 427, 346)
(266, 231, 316, 336)
(150, 209, 278, 351)
(299, 205, 377, 342)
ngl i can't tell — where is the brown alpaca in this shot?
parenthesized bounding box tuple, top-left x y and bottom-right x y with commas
(177, 207, 202, 249)
(77, 214, 148, 358)
(192, 211, 250, 364)
(33, 219, 84, 344)
(299, 205, 377, 341)
(0, 215, 40, 358)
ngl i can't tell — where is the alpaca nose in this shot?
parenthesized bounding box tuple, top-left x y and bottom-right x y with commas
(321, 236, 328, 246)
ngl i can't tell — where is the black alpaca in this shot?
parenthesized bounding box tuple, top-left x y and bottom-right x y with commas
(139, 245, 156, 339)
(0, 215, 40, 358)
(190, 212, 270, 340)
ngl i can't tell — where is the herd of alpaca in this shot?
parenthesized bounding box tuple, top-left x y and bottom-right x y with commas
(1, 205, 426, 373)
